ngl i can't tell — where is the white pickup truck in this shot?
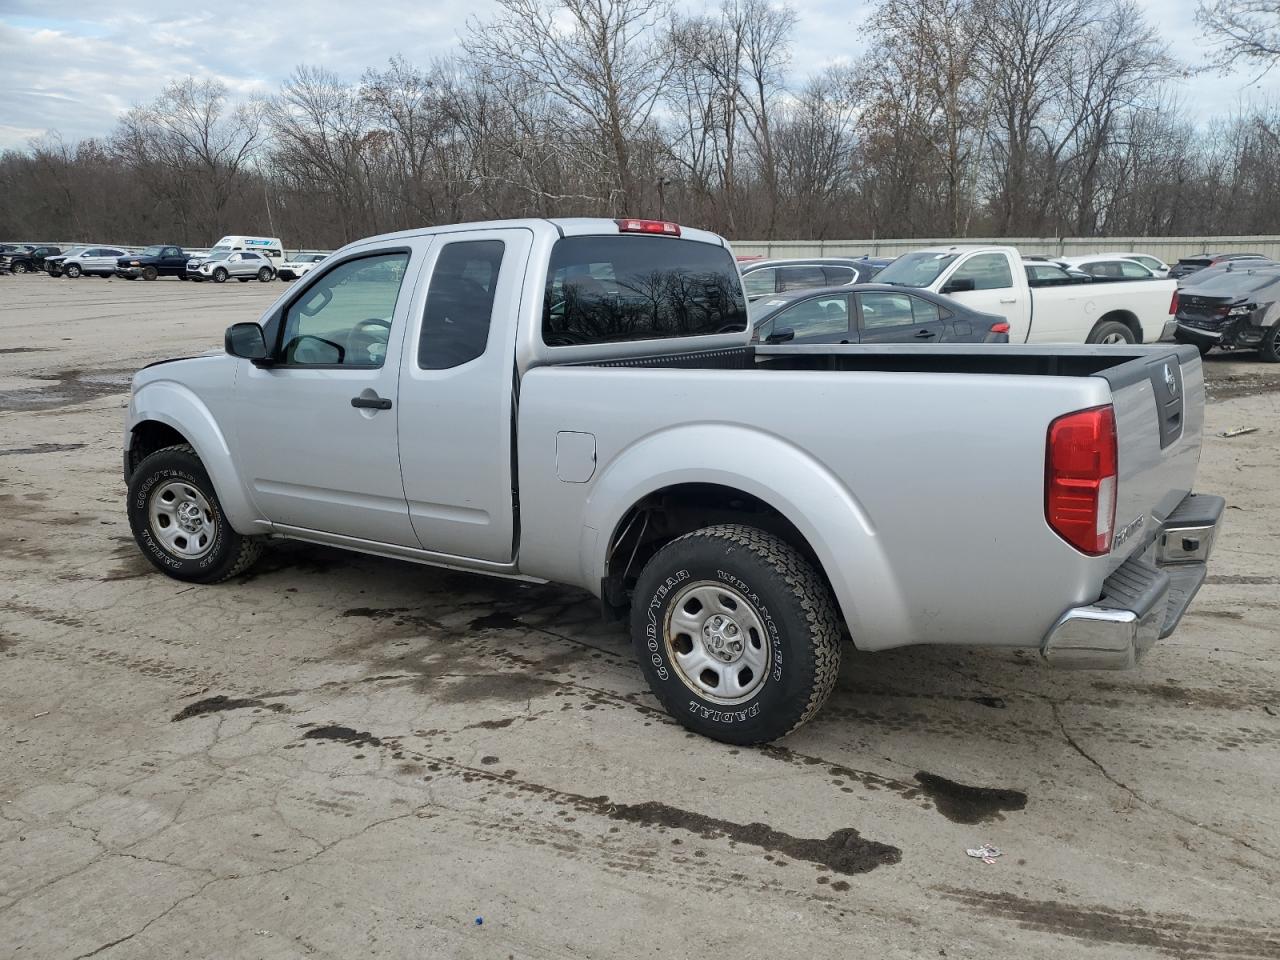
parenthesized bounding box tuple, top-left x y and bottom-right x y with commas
(123, 218, 1223, 744)
(874, 245, 1178, 345)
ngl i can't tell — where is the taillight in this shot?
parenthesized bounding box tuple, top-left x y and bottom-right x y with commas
(989, 321, 1010, 334)
(1169, 291, 1178, 315)
(1046, 405, 1117, 556)
(616, 218, 681, 236)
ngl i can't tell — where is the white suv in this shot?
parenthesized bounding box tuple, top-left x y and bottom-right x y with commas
(188, 251, 276, 283)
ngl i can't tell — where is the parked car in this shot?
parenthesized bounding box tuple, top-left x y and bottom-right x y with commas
(1168, 252, 1268, 281)
(1173, 262, 1280, 361)
(117, 245, 191, 280)
(1089, 252, 1170, 277)
(187, 250, 276, 283)
(43, 247, 88, 277)
(276, 253, 327, 281)
(123, 216, 1221, 744)
(205, 235, 284, 264)
(750, 283, 1009, 345)
(3, 245, 62, 274)
(873, 246, 1177, 343)
(740, 257, 885, 301)
(1058, 255, 1157, 280)
(53, 246, 132, 278)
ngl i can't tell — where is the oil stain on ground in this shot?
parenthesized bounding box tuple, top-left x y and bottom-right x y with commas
(302, 724, 383, 748)
(914, 772, 1027, 823)
(171, 695, 284, 721)
(0, 442, 86, 456)
(607, 800, 901, 875)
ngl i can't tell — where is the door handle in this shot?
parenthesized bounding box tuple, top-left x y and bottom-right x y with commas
(999, 297, 1017, 304)
(913, 329, 936, 339)
(351, 395, 392, 410)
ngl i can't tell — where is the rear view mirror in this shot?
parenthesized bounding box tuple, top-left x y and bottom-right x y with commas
(225, 322, 268, 361)
(765, 327, 796, 344)
(942, 277, 976, 294)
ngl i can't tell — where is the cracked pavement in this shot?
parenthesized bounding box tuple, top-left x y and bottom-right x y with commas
(2, 278, 1279, 958)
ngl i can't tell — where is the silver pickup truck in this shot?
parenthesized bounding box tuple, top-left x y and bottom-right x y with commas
(123, 217, 1224, 744)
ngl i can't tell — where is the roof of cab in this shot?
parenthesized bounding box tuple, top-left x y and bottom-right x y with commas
(341, 217, 728, 251)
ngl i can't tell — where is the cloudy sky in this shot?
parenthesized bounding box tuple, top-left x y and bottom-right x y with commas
(0, 0, 1274, 150)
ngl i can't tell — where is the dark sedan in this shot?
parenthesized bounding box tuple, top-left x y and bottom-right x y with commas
(750, 284, 1010, 346)
(1173, 263, 1280, 361)
(1168, 252, 1269, 281)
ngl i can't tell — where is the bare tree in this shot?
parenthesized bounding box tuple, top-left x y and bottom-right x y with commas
(1198, 0, 1280, 71)
(463, 0, 675, 214)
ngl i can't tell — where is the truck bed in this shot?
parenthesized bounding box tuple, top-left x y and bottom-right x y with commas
(526, 341, 1202, 652)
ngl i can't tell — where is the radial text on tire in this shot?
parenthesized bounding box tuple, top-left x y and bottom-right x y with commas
(629, 523, 842, 744)
(127, 443, 262, 583)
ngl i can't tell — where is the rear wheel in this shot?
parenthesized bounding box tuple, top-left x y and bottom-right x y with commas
(257, 267, 273, 282)
(630, 524, 842, 744)
(141, 265, 158, 281)
(127, 444, 262, 583)
(1087, 319, 1136, 345)
(65, 263, 82, 278)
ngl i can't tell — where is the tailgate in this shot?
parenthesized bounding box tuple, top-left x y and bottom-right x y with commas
(1098, 344, 1204, 573)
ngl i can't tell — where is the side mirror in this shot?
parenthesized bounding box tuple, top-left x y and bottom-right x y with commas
(765, 327, 796, 344)
(225, 322, 269, 361)
(942, 277, 976, 294)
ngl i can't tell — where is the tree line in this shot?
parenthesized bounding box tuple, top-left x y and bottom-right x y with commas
(3, 0, 1279, 247)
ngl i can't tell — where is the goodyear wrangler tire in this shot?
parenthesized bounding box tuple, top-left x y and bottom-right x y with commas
(127, 443, 261, 583)
(630, 524, 841, 745)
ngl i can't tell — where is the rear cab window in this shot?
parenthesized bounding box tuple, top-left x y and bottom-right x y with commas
(542, 236, 747, 346)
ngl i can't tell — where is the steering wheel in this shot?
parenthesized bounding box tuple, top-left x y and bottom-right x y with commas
(347, 318, 393, 365)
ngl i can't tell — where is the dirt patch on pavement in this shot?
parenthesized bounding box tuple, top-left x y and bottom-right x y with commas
(172, 695, 283, 722)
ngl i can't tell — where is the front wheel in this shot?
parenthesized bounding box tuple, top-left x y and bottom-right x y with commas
(141, 265, 158, 281)
(1087, 319, 1136, 345)
(630, 524, 842, 744)
(127, 444, 262, 583)
(213, 267, 228, 283)
(11, 261, 27, 274)
(1260, 324, 1280, 363)
(65, 264, 82, 278)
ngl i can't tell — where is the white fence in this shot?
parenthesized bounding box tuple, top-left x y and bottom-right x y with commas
(729, 236, 1280, 261)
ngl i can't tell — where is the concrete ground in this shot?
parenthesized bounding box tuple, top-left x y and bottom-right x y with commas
(1, 276, 1278, 960)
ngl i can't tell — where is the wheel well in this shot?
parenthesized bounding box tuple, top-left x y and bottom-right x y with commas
(1095, 310, 1142, 342)
(127, 421, 188, 478)
(601, 482, 829, 612)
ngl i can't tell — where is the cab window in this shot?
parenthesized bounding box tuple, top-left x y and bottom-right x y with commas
(742, 268, 777, 299)
(951, 253, 1013, 290)
(279, 252, 409, 367)
(419, 240, 505, 369)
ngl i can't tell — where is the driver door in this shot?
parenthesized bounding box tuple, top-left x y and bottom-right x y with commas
(231, 244, 425, 546)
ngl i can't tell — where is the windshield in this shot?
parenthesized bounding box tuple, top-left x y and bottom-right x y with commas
(208, 251, 231, 261)
(141, 245, 164, 256)
(873, 252, 959, 287)
(1186, 271, 1280, 295)
(303, 254, 325, 263)
(210, 245, 233, 255)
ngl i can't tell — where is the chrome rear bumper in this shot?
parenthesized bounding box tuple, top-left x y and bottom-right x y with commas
(1043, 494, 1224, 669)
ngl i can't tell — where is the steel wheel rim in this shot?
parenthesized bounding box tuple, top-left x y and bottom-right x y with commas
(1100, 331, 1128, 344)
(148, 480, 216, 559)
(664, 580, 771, 704)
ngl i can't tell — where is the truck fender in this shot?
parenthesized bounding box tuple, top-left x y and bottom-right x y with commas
(127, 381, 261, 533)
(580, 423, 912, 650)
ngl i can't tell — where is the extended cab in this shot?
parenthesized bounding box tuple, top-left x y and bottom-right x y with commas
(123, 218, 1224, 744)
(116, 245, 190, 280)
(875, 245, 1178, 345)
